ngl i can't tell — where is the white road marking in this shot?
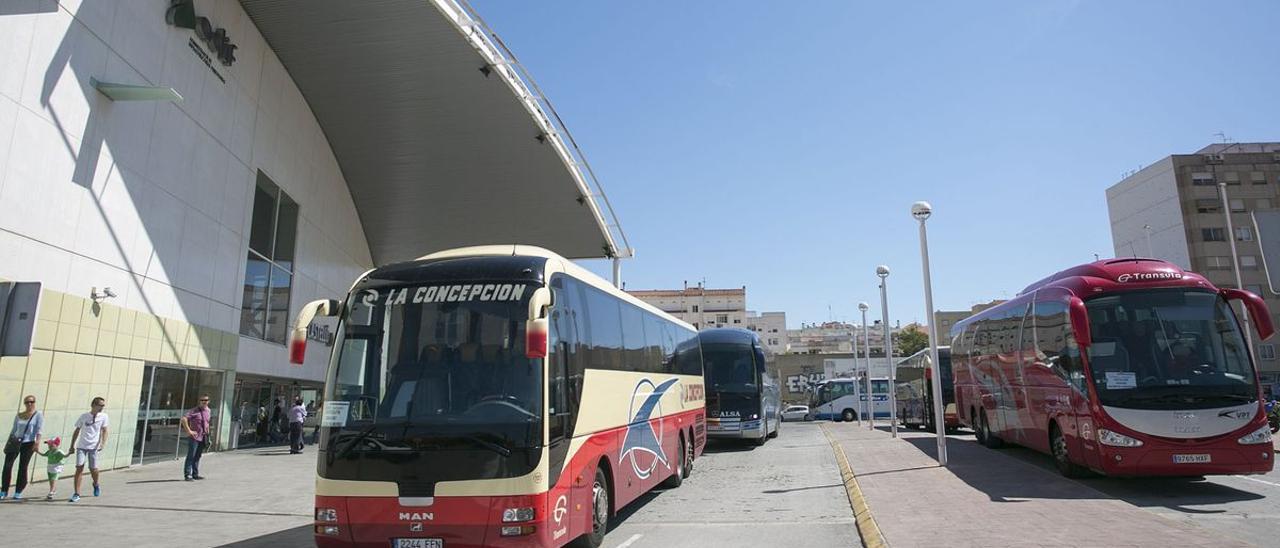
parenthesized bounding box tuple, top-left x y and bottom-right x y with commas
(614, 533, 643, 548)
(1232, 475, 1280, 489)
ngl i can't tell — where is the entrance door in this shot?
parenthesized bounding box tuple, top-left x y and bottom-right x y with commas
(135, 367, 189, 464)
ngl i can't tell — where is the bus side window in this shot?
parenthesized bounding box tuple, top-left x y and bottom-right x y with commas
(1034, 300, 1086, 395)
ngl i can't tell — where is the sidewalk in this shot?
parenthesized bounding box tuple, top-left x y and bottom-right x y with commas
(0, 446, 315, 547)
(823, 424, 1247, 548)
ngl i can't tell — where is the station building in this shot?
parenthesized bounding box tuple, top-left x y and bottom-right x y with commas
(0, 0, 626, 469)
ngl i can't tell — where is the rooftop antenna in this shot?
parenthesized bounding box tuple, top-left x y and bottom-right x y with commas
(1093, 252, 1100, 261)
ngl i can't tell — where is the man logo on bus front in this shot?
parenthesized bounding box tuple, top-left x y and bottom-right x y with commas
(620, 378, 679, 480)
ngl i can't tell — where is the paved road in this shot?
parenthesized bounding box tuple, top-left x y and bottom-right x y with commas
(605, 420, 861, 548)
(985, 435, 1280, 547)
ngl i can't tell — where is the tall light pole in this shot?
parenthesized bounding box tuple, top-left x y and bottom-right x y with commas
(1142, 224, 1153, 257)
(876, 267, 896, 437)
(913, 201, 948, 466)
(859, 302, 872, 429)
(850, 316, 862, 425)
(1218, 182, 1255, 361)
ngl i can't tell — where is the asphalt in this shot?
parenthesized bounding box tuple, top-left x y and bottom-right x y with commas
(604, 420, 861, 548)
(825, 424, 1248, 548)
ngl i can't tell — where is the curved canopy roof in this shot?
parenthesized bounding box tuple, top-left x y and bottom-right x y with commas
(239, 0, 629, 264)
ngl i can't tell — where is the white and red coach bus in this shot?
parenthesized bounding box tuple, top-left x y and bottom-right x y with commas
(289, 245, 706, 547)
(951, 258, 1274, 477)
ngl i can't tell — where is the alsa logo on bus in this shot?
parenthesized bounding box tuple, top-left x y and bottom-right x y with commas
(620, 378, 679, 480)
(1116, 272, 1183, 283)
(360, 284, 528, 307)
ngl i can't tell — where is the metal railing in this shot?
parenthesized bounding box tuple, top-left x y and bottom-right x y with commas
(435, 0, 633, 259)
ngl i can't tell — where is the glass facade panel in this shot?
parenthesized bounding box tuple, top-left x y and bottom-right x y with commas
(248, 183, 277, 256)
(240, 252, 270, 338)
(265, 265, 293, 344)
(274, 194, 298, 270)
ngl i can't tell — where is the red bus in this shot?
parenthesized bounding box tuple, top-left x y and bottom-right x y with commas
(290, 245, 706, 547)
(950, 258, 1275, 477)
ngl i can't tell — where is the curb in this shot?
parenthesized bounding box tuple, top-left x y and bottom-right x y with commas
(821, 423, 887, 548)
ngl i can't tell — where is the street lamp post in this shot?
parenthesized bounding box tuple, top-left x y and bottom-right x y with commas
(1218, 182, 1255, 361)
(851, 318, 862, 425)
(876, 267, 896, 438)
(913, 201, 948, 466)
(859, 302, 872, 429)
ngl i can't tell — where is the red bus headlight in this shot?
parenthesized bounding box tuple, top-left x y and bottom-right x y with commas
(315, 508, 338, 522)
(1238, 425, 1273, 445)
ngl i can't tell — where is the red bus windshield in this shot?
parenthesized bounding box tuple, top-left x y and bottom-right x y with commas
(1084, 289, 1257, 409)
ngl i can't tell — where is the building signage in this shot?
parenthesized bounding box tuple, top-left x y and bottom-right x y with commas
(165, 0, 237, 83)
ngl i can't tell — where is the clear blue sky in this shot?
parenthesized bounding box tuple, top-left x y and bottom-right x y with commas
(471, 0, 1280, 328)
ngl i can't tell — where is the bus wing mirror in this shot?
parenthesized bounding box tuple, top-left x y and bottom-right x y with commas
(1221, 288, 1275, 340)
(289, 299, 341, 364)
(1068, 297, 1091, 349)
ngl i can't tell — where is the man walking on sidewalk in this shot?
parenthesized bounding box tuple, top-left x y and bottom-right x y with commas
(180, 395, 212, 481)
(288, 397, 307, 454)
(69, 397, 109, 502)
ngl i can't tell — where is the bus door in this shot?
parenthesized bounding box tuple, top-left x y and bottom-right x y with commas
(1031, 295, 1094, 468)
(547, 278, 584, 542)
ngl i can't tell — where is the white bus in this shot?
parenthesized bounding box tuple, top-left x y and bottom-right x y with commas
(809, 377, 891, 422)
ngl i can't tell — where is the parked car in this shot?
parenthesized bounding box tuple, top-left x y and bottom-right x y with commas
(781, 405, 811, 422)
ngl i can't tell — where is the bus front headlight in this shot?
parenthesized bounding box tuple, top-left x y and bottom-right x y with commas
(1238, 425, 1274, 445)
(1097, 428, 1143, 447)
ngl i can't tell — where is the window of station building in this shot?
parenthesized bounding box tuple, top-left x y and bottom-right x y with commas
(1230, 199, 1246, 212)
(1191, 172, 1215, 186)
(1235, 227, 1255, 241)
(1241, 255, 1259, 269)
(240, 172, 298, 344)
(1261, 344, 1276, 361)
(1204, 256, 1232, 270)
(1195, 199, 1219, 213)
(1258, 199, 1273, 210)
(1201, 227, 1226, 242)
(716, 314, 729, 323)
(1252, 171, 1267, 185)
(1224, 172, 1241, 185)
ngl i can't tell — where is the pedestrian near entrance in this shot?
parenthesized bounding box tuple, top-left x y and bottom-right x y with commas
(69, 397, 109, 502)
(288, 397, 306, 454)
(180, 395, 212, 481)
(2, 394, 43, 500)
(36, 436, 68, 500)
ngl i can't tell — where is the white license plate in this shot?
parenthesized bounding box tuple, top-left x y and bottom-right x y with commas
(1172, 454, 1211, 464)
(393, 539, 442, 548)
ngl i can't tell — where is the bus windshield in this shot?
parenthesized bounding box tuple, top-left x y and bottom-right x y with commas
(331, 282, 542, 450)
(1084, 289, 1256, 408)
(703, 343, 758, 394)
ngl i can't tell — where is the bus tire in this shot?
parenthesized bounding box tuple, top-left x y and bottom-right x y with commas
(571, 466, 611, 548)
(663, 436, 689, 488)
(683, 428, 694, 478)
(978, 410, 1003, 449)
(1050, 423, 1087, 478)
(841, 409, 856, 422)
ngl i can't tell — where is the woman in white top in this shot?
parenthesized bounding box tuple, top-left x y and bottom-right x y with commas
(2, 395, 43, 499)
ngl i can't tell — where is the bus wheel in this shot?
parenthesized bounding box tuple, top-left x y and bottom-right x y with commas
(979, 410, 1003, 449)
(663, 436, 689, 488)
(572, 467, 610, 548)
(1051, 424, 1087, 478)
(841, 409, 856, 422)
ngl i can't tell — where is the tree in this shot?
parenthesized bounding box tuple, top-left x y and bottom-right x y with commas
(895, 326, 929, 357)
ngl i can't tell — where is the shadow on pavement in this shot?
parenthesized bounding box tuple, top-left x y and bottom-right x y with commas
(215, 524, 314, 547)
(897, 431, 1264, 508)
(702, 440, 759, 454)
